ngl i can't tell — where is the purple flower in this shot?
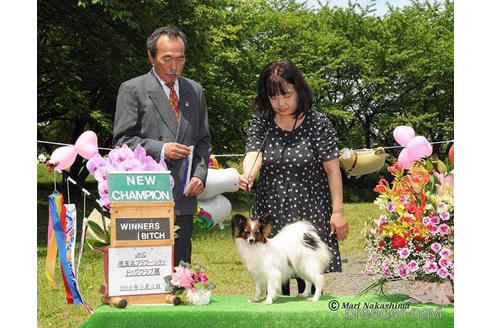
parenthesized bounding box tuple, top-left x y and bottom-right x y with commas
(86, 153, 106, 174)
(430, 224, 439, 234)
(116, 158, 143, 172)
(133, 144, 147, 163)
(108, 145, 134, 165)
(98, 194, 110, 209)
(94, 163, 112, 182)
(399, 196, 409, 205)
(141, 155, 160, 171)
(98, 181, 109, 196)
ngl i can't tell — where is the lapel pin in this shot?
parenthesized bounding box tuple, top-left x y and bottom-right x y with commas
(185, 101, 191, 108)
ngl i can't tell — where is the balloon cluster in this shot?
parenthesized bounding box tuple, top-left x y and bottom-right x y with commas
(393, 126, 433, 170)
(196, 164, 240, 230)
(48, 131, 99, 170)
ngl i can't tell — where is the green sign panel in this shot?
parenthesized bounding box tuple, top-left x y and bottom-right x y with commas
(107, 172, 173, 202)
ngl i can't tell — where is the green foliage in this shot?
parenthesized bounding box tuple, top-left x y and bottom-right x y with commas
(38, 0, 454, 191)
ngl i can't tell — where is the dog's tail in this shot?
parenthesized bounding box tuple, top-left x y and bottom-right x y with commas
(300, 222, 332, 266)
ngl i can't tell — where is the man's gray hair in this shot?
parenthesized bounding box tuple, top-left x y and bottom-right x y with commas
(147, 26, 187, 58)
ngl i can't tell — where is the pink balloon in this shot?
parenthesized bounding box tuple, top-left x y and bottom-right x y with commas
(50, 145, 77, 170)
(407, 136, 433, 160)
(75, 131, 99, 159)
(393, 126, 415, 147)
(397, 148, 413, 170)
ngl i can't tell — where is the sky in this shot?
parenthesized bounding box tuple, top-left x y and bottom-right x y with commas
(302, 0, 438, 16)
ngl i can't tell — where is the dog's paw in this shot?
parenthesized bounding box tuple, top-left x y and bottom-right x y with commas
(261, 299, 273, 305)
(307, 297, 319, 302)
(248, 298, 260, 303)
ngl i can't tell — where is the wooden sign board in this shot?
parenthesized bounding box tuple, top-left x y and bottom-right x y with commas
(105, 246, 173, 298)
(105, 171, 176, 305)
(110, 202, 174, 247)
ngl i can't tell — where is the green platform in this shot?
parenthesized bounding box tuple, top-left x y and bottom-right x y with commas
(79, 294, 453, 328)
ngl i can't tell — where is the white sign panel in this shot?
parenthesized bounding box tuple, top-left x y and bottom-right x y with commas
(107, 246, 173, 296)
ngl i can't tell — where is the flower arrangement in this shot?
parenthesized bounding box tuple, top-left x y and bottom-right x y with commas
(86, 144, 174, 209)
(164, 261, 215, 305)
(362, 159, 454, 294)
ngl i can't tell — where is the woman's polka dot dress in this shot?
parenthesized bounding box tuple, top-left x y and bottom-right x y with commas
(245, 110, 342, 272)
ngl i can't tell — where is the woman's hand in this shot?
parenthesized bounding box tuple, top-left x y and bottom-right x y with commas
(239, 173, 254, 191)
(330, 212, 349, 241)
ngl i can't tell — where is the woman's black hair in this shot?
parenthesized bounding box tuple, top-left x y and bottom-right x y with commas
(254, 59, 313, 120)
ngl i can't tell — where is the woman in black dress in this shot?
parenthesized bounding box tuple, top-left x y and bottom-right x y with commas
(238, 59, 349, 296)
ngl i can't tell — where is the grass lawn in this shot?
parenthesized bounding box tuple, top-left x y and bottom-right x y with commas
(37, 164, 383, 328)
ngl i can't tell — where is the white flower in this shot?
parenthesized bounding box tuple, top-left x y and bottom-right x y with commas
(186, 289, 211, 305)
(38, 154, 47, 163)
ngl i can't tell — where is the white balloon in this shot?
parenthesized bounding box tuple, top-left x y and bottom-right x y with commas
(198, 194, 232, 230)
(198, 168, 240, 200)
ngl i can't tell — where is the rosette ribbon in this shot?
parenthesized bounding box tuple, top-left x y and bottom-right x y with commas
(47, 192, 93, 313)
(196, 208, 214, 230)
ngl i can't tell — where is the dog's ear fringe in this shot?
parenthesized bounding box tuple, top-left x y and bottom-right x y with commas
(231, 214, 247, 238)
(258, 213, 274, 226)
(257, 213, 274, 239)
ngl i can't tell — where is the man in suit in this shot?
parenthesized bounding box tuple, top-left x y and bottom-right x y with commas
(113, 26, 211, 265)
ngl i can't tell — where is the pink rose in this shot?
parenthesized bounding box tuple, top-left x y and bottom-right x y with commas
(398, 248, 410, 259)
(431, 242, 442, 252)
(430, 215, 440, 225)
(398, 263, 409, 279)
(424, 261, 438, 273)
(422, 216, 431, 225)
(437, 267, 449, 278)
(439, 211, 450, 221)
(438, 258, 449, 268)
(438, 224, 451, 235)
(408, 260, 419, 272)
(439, 248, 451, 259)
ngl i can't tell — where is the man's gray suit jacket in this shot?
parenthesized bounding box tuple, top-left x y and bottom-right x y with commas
(113, 70, 211, 215)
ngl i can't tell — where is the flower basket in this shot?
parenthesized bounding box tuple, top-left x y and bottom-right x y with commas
(408, 279, 453, 305)
(362, 160, 454, 304)
(164, 261, 216, 305)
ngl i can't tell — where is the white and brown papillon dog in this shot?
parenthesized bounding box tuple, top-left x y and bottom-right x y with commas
(232, 213, 332, 304)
